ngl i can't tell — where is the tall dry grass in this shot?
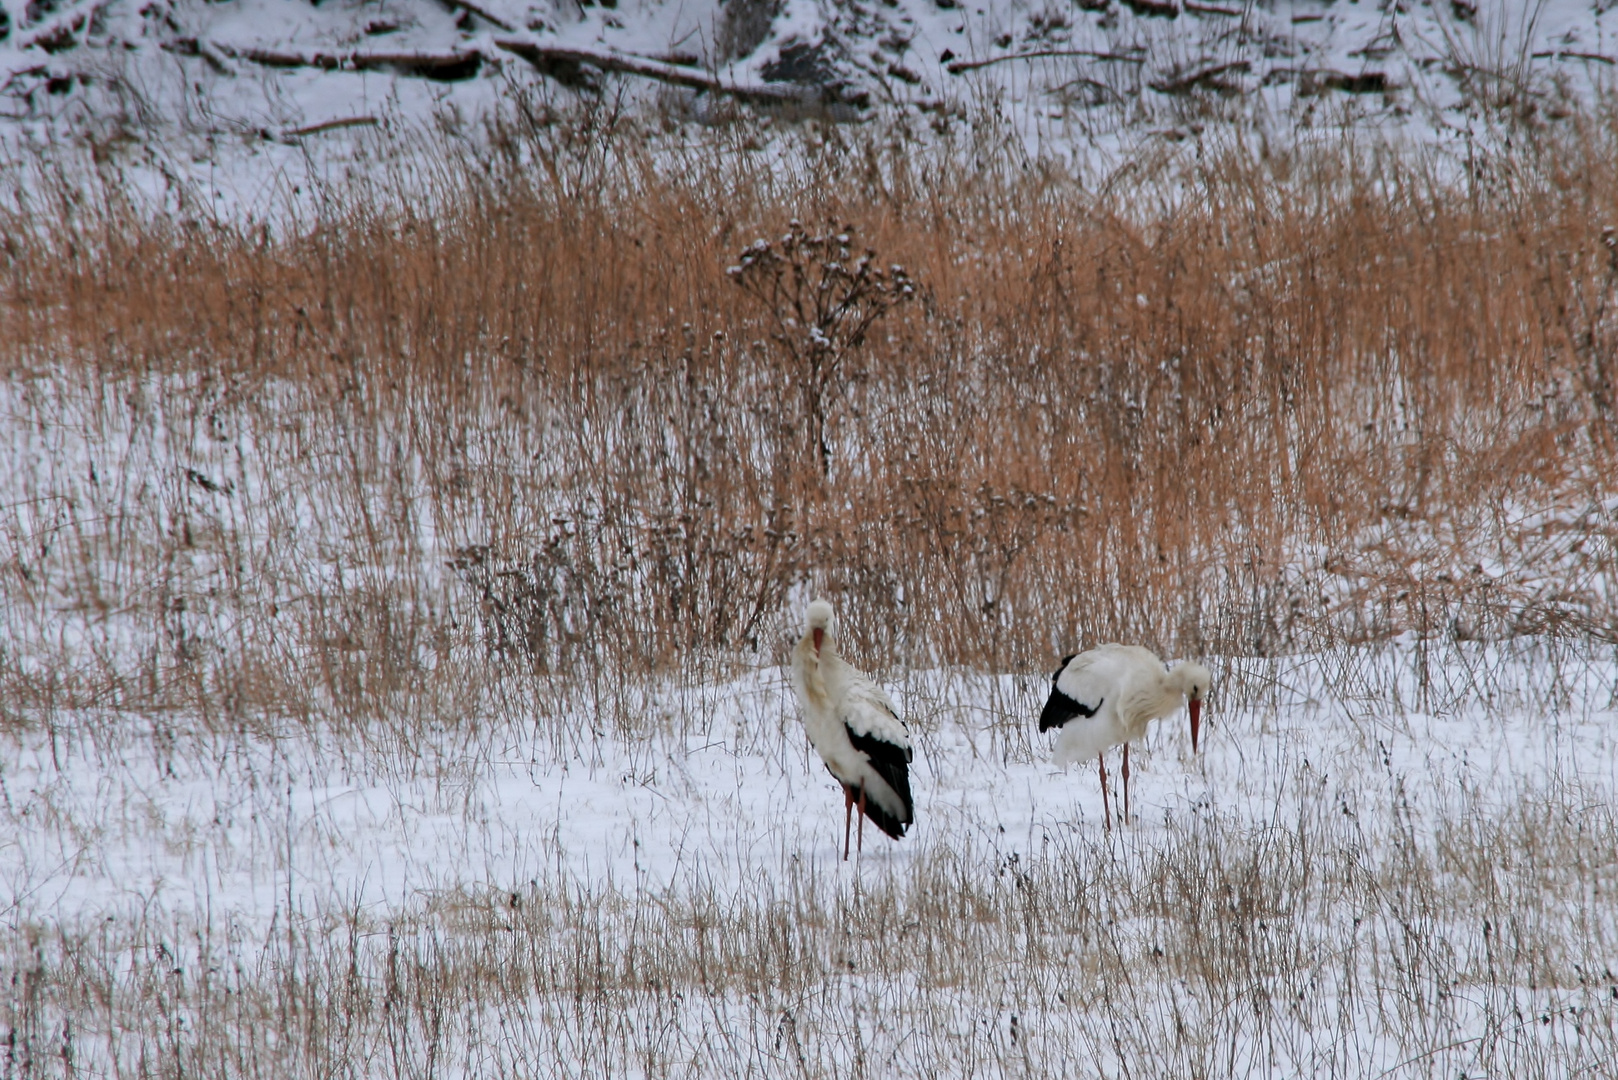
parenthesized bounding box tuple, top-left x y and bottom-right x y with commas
(0, 108, 1615, 733)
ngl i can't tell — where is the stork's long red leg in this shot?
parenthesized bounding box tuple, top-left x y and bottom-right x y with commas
(857, 787, 867, 855)
(1098, 753, 1112, 832)
(1122, 743, 1131, 826)
(843, 786, 854, 861)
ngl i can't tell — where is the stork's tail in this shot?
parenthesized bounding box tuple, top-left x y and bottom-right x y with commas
(856, 780, 912, 840)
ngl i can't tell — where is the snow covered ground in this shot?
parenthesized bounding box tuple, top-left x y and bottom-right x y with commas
(3, 642, 1616, 1075)
(5, 646, 1614, 935)
(5, 5, 1618, 1072)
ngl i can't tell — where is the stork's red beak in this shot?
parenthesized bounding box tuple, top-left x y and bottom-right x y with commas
(812, 627, 824, 654)
(1189, 698, 1202, 754)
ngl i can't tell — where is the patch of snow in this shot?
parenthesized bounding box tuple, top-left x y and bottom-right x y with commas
(3, 646, 1613, 939)
(3, 1, 1616, 209)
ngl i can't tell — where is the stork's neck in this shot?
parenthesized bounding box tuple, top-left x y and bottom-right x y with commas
(794, 633, 834, 709)
(818, 641, 857, 690)
(1122, 676, 1189, 733)
(1153, 679, 1186, 717)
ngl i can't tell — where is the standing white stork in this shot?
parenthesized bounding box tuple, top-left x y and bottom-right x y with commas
(1038, 645, 1210, 830)
(791, 600, 915, 860)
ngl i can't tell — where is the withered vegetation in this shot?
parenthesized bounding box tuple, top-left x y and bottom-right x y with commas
(3, 115, 1616, 733)
(2, 108, 1618, 1078)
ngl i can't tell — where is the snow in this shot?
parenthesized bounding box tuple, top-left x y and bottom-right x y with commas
(5, 0, 1618, 213)
(1, 364, 1613, 1062)
(1, 642, 1615, 1072)
(3, 644, 1613, 938)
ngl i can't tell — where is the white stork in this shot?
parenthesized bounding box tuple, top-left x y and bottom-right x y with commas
(790, 600, 915, 860)
(1038, 644, 1211, 830)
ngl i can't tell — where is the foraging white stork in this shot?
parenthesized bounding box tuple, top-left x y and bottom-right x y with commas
(1038, 644, 1211, 830)
(790, 600, 915, 860)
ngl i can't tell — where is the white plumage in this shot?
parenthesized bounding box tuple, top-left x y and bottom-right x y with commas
(1038, 644, 1211, 829)
(791, 600, 915, 859)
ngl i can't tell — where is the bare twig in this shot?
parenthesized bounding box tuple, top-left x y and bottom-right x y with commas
(1531, 50, 1616, 65)
(282, 116, 380, 140)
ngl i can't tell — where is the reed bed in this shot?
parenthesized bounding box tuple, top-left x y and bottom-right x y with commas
(4, 113, 1616, 732)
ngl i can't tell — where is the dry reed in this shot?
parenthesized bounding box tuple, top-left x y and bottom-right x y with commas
(3, 112, 1615, 735)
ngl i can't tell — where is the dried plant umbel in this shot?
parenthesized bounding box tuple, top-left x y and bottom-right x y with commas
(728, 220, 917, 477)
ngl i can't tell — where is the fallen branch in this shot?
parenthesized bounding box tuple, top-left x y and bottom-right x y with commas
(946, 49, 1147, 75)
(1264, 66, 1391, 95)
(1050, 75, 1127, 104)
(493, 38, 825, 104)
(161, 36, 239, 76)
(225, 45, 342, 70)
(210, 35, 853, 104)
(19, 3, 103, 55)
(1150, 59, 1250, 94)
(1121, 0, 1180, 17)
(214, 43, 482, 80)
(1531, 50, 1616, 65)
(196, 39, 239, 77)
(349, 50, 481, 76)
(438, 0, 515, 33)
(283, 116, 380, 139)
(1318, 70, 1388, 94)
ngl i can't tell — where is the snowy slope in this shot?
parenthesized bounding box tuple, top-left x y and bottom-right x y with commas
(3, 0, 1617, 169)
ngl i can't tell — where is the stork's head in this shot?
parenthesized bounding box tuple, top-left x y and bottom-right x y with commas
(1171, 661, 1213, 753)
(805, 600, 835, 656)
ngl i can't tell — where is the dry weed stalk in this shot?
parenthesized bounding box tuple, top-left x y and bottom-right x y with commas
(727, 220, 916, 477)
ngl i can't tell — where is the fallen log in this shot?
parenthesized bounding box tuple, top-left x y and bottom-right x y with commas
(161, 37, 238, 76)
(283, 116, 380, 139)
(438, 0, 515, 33)
(1531, 50, 1616, 65)
(1121, 0, 1179, 17)
(493, 37, 828, 105)
(350, 50, 481, 78)
(1290, 69, 1389, 95)
(210, 36, 851, 105)
(214, 42, 482, 81)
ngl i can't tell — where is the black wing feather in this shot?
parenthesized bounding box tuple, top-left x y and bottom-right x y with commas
(844, 724, 914, 839)
(1039, 655, 1102, 732)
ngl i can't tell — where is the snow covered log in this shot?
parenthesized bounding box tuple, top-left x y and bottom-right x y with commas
(492, 38, 833, 106)
(212, 42, 483, 81)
